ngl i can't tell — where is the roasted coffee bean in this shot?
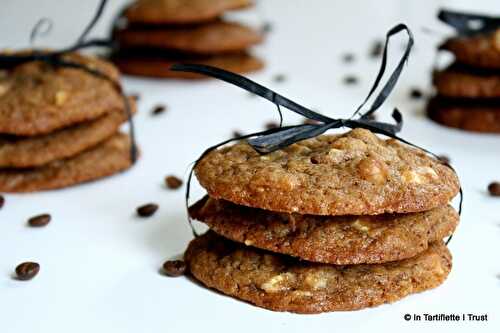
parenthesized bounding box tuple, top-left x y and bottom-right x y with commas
(343, 75, 359, 85)
(342, 53, 355, 63)
(28, 214, 51, 227)
(163, 260, 186, 277)
(165, 176, 183, 189)
(152, 104, 167, 115)
(15, 262, 40, 281)
(410, 88, 423, 99)
(488, 182, 500, 196)
(137, 203, 159, 217)
(370, 40, 383, 58)
(265, 121, 279, 130)
(437, 155, 450, 164)
(0, 194, 4, 209)
(273, 74, 286, 83)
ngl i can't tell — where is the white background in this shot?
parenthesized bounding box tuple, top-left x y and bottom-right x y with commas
(0, 1, 499, 332)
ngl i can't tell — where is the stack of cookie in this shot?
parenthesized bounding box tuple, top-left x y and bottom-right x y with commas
(111, 0, 264, 79)
(428, 28, 500, 132)
(0, 52, 137, 192)
(185, 128, 460, 313)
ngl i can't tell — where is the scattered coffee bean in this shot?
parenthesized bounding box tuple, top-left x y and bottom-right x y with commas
(265, 121, 279, 130)
(370, 40, 383, 58)
(15, 262, 40, 281)
(488, 182, 500, 196)
(232, 130, 244, 138)
(28, 214, 51, 227)
(261, 22, 273, 33)
(273, 74, 286, 83)
(163, 260, 186, 277)
(342, 53, 355, 63)
(152, 104, 167, 115)
(137, 203, 159, 217)
(410, 88, 423, 99)
(0, 194, 4, 209)
(437, 155, 450, 164)
(343, 75, 359, 85)
(165, 175, 183, 190)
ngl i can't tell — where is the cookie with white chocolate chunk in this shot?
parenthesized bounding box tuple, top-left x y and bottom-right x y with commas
(194, 128, 460, 216)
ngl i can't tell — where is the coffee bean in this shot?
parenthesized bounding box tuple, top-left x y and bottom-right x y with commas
(370, 40, 383, 58)
(410, 88, 423, 99)
(163, 260, 186, 277)
(273, 74, 286, 83)
(342, 53, 355, 63)
(28, 214, 51, 227)
(437, 155, 450, 164)
(137, 203, 159, 217)
(343, 75, 359, 85)
(488, 182, 500, 196)
(152, 104, 167, 115)
(165, 175, 183, 190)
(0, 194, 4, 209)
(15, 262, 40, 280)
(265, 121, 279, 130)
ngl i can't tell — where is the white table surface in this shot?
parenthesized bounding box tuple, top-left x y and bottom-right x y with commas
(1, 1, 499, 332)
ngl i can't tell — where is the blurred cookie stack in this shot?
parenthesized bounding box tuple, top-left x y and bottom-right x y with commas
(428, 28, 500, 132)
(111, 0, 264, 79)
(184, 128, 460, 313)
(0, 53, 137, 192)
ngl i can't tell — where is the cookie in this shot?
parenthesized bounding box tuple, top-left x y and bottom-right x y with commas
(189, 196, 458, 264)
(194, 128, 460, 216)
(0, 52, 124, 136)
(0, 133, 135, 192)
(427, 96, 500, 133)
(113, 52, 264, 79)
(440, 29, 500, 69)
(185, 231, 452, 313)
(115, 21, 262, 55)
(433, 64, 500, 98)
(0, 98, 136, 168)
(125, 0, 252, 25)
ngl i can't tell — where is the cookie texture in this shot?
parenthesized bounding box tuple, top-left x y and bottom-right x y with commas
(189, 196, 458, 264)
(440, 29, 500, 69)
(185, 232, 452, 313)
(434, 64, 500, 98)
(0, 53, 124, 136)
(125, 0, 252, 25)
(116, 21, 262, 54)
(0, 99, 136, 168)
(194, 128, 460, 216)
(427, 96, 500, 133)
(113, 52, 263, 79)
(0, 133, 135, 192)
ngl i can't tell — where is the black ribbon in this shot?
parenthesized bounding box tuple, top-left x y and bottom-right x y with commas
(438, 9, 500, 37)
(0, 0, 137, 163)
(172, 23, 462, 244)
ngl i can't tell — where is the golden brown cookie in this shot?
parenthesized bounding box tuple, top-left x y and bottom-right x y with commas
(433, 64, 500, 98)
(125, 0, 252, 25)
(189, 196, 459, 264)
(0, 99, 136, 168)
(440, 29, 500, 69)
(194, 128, 460, 216)
(113, 52, 264, 79)
(115, 21, 262, 54)
(0, 133, 135, 192)
(185, 231, 452, 313)
(427, 96, 500, 133)
(0, 52, 124, 136)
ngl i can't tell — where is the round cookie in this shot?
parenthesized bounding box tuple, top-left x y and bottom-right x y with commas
(185, 231, 452, 313)
(427, 96, 500, 133)
(189, 196, 459, 264)
(0, 133, 135, 192)
(433, 64, 500, 98)
(0, 53, 124, 136)
(0, 98, 136, 168)
(113, 52, 263, 79)
(125, 0, 253, 25)
(115, 21, 263, 55)
(194, 128, 460, 216)
(440, 29, 500, 69)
